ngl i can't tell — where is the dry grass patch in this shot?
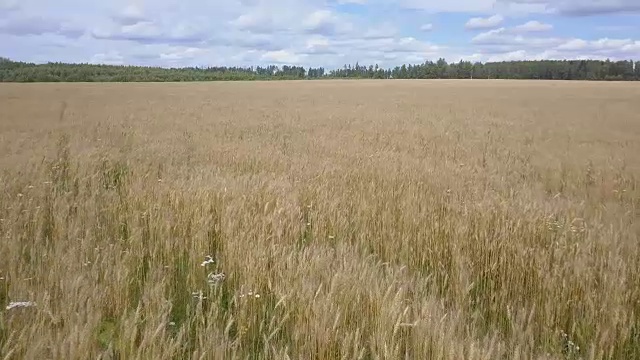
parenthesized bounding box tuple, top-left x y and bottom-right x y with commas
(1, 80, 639, 359)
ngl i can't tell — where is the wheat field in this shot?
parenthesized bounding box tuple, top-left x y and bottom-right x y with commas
(0, 80, 639, 359)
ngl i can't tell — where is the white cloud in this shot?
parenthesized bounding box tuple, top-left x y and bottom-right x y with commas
(482, 46, 636, 62)
(420, 23, 434, 31)
(498, 0, 640, 15)
(471, 29, 640, 62)
(304, 35, 336, 54)
(2, 0, 640, 68)
(0, 0, 18, 11)
(261, 49, 303, 63)
(471, 25, 563, 50)
(230, 13, 278, 33)
(459, 53, 484, 62)
(556, 0, 640, 15)
(302, 10, 353, 35)
(112, 4, 147, 26)
(398, 0, 550, 14)
(362, 23, 398, 39)
(306, 36, 330, 48)
(376, 0, 640, 15)
(0, 16, 84, 37)
(92, 19, 206, 45)
(513, 20, 552, 32)
(160, 47, 208, 61)
(487, 49, 528, 61)
(400, 0, 496, 13)
(482, 48, 580, 62)
(556, 38, 588, 50)
(90, 52, 124, 65)
(465, 15, 504, 30)
(557, 37, 640, 54)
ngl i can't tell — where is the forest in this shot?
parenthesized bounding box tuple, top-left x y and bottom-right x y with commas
(1, 57, 638, 82)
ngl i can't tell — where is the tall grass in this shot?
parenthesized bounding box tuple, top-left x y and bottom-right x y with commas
(0, 80, 639, 359)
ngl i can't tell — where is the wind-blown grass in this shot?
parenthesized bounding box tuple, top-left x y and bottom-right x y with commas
(0, 80, 639, 359)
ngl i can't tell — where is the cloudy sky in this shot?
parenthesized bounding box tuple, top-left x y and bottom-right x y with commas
(1, 0, 639, 68)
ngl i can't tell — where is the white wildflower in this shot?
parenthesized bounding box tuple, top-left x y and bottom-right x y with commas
(239, 289, 260, 299)
(192, 291, 207, 300)
(560, 330, 580, 355)
(200, 255, 215, 267)
(207, 272, 225, 286)
(6, 301, 37, 310)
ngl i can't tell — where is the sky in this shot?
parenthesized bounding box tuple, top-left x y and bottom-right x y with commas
(1, 0, 639, 68)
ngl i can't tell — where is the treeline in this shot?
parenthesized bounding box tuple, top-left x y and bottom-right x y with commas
(1, 57, 638, 82)
(0, 58, 308, 82)
(325, 59, 640, 80)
